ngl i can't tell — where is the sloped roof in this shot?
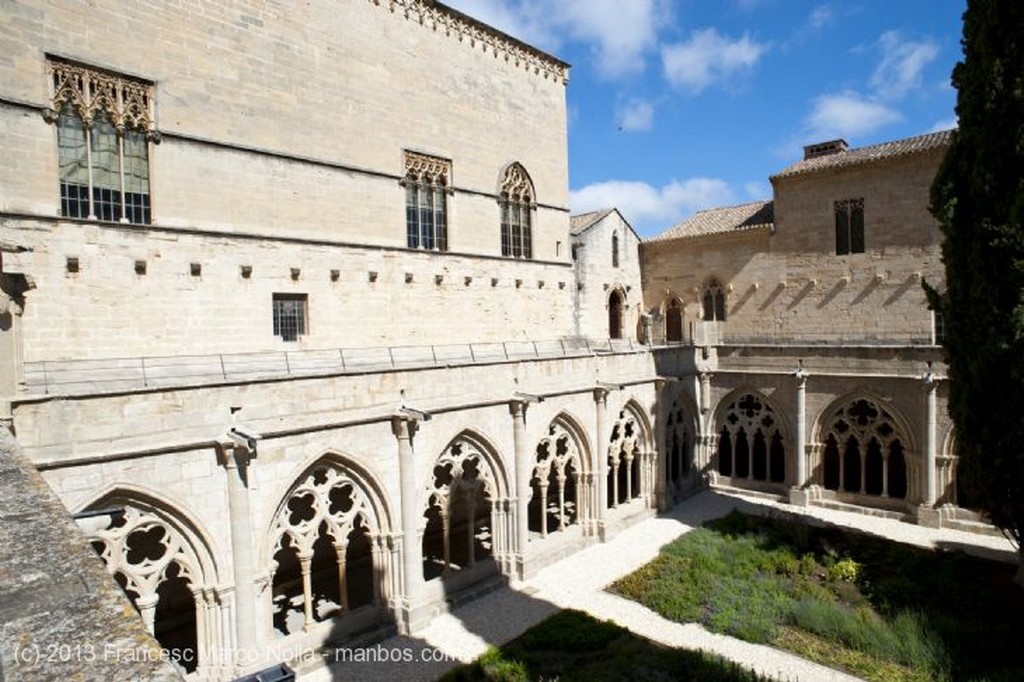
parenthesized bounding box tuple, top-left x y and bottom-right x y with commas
(772, 129, 954, 180)
(570, 208, 614, 236)
(648, 200, 774, 243)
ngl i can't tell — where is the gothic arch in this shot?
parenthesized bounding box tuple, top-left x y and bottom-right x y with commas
(939, 428, 959, 505)
(606, 399, 654, 508)
(663, 295, 684, 343)
(712, 388, 789, 484)
(813, 393, 916, 500)
(529, 413, 591, 538)
(265, 452, 397, 637)
(77, 486, 220, 675)
(701, 277, 727, 321)
(608, 287, 625, 339)
(421, 429, 512, 580)
(663, 387, 700, 496)
(548, 410, 594, 472)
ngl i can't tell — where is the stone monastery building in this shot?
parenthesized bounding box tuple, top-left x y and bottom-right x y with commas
(0, 1, 970, 679)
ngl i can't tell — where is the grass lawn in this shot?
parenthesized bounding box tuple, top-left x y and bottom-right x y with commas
(440, 609, 771, 682)
(611, 510, 1024, 682)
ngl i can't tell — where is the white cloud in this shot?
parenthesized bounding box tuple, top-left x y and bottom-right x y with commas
(804, 91, 902, 140)
(662, 28, 770, 93)
(744, 181, 771, 200)
(807, 4, 835, 31)
(444, 0, 666, 79)
(617, 99, 655, 132)
(870, 31, 940, 99)
(929, 117, 958, 133)
(570, 178, 734, 232)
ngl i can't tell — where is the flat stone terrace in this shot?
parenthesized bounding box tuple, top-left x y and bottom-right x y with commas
(0, 429, 180, 682)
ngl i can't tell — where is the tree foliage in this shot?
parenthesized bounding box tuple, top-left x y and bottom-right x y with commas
(927, 0, 1024, 567)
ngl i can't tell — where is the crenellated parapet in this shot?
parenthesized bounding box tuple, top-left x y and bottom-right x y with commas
(370, 0, 570, 83)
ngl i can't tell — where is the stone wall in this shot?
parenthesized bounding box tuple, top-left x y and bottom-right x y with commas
(572, 211, 644, 340)
(641, 149, 946, 344)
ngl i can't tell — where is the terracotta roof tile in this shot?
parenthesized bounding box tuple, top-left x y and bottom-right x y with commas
(570, 208, 614, 235)
(772, 129, 953, 180)
(648, 200, 774, 242)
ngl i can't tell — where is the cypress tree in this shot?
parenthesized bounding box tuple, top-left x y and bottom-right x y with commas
(928, 0, 1024, 584)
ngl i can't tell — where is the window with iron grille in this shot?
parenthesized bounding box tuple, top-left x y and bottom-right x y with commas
(499, 162, 534, 259)
(834, 198, 865, 255)
(47, 58, 155, 224)
(403, 151, 450, 250)
(272, 293, 307, 342)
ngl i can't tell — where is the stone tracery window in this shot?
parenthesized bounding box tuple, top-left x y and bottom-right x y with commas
(269, 464, 382, 636)
(499, 163, 534, 259)
(665, 397, 692, 493)
(530, 421, 583, 538)
(717, 392, 785, 483)
(84, 505, 201, 674)
(834, 198, 865, 255)
(822, 397, 907, 498)
(47, 57, 155, 224)
(607, 408, 643, 507)
(701, 279, 727, 321)
(423, 437, 497, 580)
(404, 151, 450, 251)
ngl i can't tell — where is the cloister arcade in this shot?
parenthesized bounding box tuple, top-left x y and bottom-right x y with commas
(67, 383, 955, 680)
(715, 391, 787, 486)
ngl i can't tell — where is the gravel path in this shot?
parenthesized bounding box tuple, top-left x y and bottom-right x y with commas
(303, 489, 1017, 681)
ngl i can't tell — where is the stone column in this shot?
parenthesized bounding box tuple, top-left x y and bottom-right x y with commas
(510, 400, 531, 574)
(593, 387, 609, 537)
(217, 440, 257, 668)
(790, 371, 810, 506)
(392, 415, 422, 630)
(699, 372, 711, 415)
(917, 373, 942, 527)
(653, 379, 671, 511)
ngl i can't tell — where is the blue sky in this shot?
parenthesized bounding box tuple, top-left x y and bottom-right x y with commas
(443, 0, 965, 237)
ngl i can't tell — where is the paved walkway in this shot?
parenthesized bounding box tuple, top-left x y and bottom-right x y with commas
(302, 489, 1018, 681)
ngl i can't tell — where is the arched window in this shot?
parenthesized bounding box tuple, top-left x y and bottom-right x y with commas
(268, 462, 388, 637)
(665, 397, 693, 496)
(404, 151, 450, 251)
(607, 408, 644, 508)
(612, 233, 620, 268)
(499, 163, 534, 259)
(608, 290, 623, 339)
(665, 298, 683, 342)
(702, 279, 727, 321)
(422, 435, 509, 581)
(821, 397, 907, 499)
(530, 421, 584, 538)
(717, 392, 786, 484)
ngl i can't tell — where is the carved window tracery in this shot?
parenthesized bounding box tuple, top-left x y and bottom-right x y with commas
(834, 197, 865, 255)
(608, 408, 641, 507)
(85, 505, 199, 673)
(269, 464, 381, 636)
(717, 392, 785, 483)
(701, 278, 727, 322)
(423, 438, 496, 580)
(403, 151, 450, 251)
(822, 397, 907, 498)
(500, 163, 534, 259)
(665, 398, 692, 491)
(46, 58, 155, 224)
(530, 421, 583, 537)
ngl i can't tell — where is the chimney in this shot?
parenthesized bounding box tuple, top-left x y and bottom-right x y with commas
(803, 139, 848, 160)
